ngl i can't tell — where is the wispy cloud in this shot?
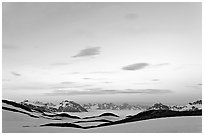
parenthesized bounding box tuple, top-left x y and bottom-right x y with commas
(122, 62, 169, 71)
(185, 85, 201, 89)
(72, 47, 101, 58)
(60, 82, 76, 84)
(45, 88, 172, 96)
(122, 63, 149, 70)
(83, 78, 91, 80)
(11, 72, 21, 76)
(50, 84, 93, 89)
(152, 79, 160, 81)
(104, 81, 112, 84)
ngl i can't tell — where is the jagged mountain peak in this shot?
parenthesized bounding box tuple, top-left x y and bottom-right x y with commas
(148, 102, 170, 110)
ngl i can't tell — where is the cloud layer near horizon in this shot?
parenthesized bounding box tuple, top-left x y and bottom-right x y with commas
(45, 88, 172, 96)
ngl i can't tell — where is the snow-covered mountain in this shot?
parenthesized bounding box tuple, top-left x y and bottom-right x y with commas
(57, 100, 88, 112)
(147, 103, 170, 110)
(21, 100, 88, 112)
(148, 100, 202, 111)
(19, 99, 202, 113)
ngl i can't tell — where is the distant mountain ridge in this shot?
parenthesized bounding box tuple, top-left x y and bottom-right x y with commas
(82, 103, 150, 111)
(21, 100, 88, 112)
(148, 100, 202, 111)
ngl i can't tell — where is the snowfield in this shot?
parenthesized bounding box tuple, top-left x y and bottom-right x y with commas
(65, 109, 142, 118)
(88, 116, 202, 133)
(2, 109, 202, 133)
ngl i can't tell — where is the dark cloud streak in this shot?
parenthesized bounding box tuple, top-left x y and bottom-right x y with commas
(72, 47, 101, 58)
(152, 79, 160, 81)
(122, 63, 149, 70)
(11, 72, 21, 76)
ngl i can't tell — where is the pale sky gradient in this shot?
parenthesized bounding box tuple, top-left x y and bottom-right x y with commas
(2, 2, 202, 105)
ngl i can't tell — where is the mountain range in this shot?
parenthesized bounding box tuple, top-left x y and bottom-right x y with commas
(2, 99, 202, 130)
(82, 103, 149, 110)
(5, 99, 202, 113)
(20, 100, 88, 113)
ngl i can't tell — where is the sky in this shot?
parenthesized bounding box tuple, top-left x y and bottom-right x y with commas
(2, 2, 202, 105)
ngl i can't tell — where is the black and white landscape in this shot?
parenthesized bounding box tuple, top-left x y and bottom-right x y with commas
(2, 99, 202, 132)
(2, 2, 202, 133)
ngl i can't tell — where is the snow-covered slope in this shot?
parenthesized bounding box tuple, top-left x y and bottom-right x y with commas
(3, 111, 202, 133)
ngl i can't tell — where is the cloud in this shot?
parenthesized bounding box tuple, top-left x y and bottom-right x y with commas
(122, 62, 169, 71)
(104, 81, 112, 84)
(45, 88, 172, 96)
(60, 82, 76, 84)
(152, 79, 160, 81)
(51, 84, 93, 89)
(11, 72, 21, 76)
(83, 78, 91, 80)
(72, 47, 101, 58)
(122, 63, 149, 70)
(124, 89, 172, 94)
(185, 86, 200, 89)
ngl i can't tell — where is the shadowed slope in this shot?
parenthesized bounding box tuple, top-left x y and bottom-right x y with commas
(2, 106, 39, 118)
(40, 123, 86, 129)
(74, 119, 112, 123)
(83, 112, 119, 119)
(3, 99, 33, 112)
(42, 113, 81, 119)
